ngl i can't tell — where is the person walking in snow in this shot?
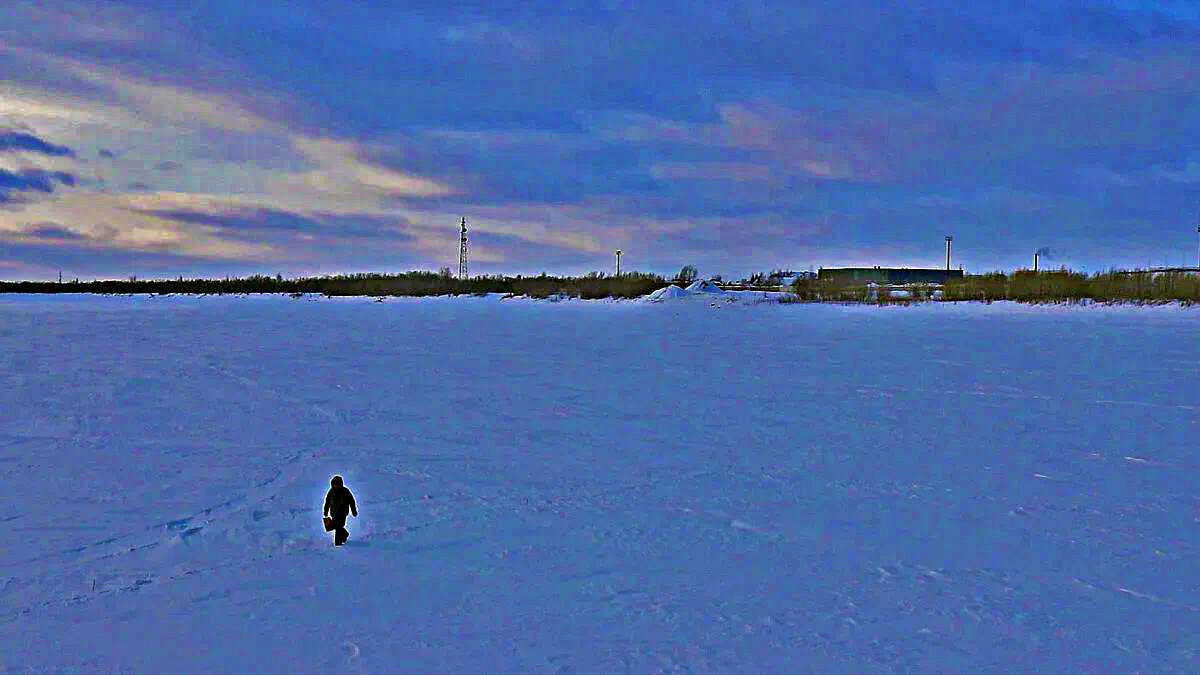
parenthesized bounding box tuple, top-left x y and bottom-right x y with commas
(323, 475, 358, 546)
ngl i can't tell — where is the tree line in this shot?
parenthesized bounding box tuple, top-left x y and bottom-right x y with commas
(0, 271, 671, 299)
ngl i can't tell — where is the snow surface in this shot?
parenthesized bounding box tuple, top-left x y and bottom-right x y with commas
(2, 294, 1199, 672)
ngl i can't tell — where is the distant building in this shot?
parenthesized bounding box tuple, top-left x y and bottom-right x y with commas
(818, 267, 964, 285)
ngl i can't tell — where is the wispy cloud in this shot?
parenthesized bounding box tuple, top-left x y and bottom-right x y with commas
(0, 130, 75, 157)
(1153, 159, 1200, 184)
(0, 44, 457, 271)
(0, 168, 76, 203)
(15, 222, 89, 241)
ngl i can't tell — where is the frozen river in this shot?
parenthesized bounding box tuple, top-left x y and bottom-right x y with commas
(1, 294, 1197, 671)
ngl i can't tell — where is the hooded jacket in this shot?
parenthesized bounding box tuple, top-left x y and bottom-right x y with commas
(323, 476, 358, 522)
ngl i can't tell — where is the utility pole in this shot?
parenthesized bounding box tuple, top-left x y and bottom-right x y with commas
(1034, 251, 1039, 272)
(458, 217, 468, 280)
(615, 249, 622, 277)
(945, 235, 953, 276)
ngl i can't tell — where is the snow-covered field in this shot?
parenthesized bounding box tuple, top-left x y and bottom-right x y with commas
(1, 294, 1197, 672)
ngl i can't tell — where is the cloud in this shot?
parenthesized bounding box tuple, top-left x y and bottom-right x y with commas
(0, 81, 125, 127)
(3, 1, 145, 48)
(0, 168, 76, 203)
(0, 191, 273, 260)
(153, 207, 315, 232)
(16, 222, 88, 241)
(650, 161, 775, 184)
(281, 137, 454, 201)
(0, 130, 75, 157)
(0, 239, 248, 281)
(468, 230, 597, 267)
(1153, 159, 1200, 184)
(1099, 0, 1200, 25)
(148, 206, 414, 241)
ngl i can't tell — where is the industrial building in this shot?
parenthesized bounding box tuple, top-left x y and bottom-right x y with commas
(818, 267, 964, 285)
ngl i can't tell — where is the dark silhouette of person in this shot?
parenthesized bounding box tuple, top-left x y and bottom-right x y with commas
(323, 475, 358, 546)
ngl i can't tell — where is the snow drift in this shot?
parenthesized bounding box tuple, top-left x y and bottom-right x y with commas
(645, 284, 690, 301)
(684, 279, 726, 294)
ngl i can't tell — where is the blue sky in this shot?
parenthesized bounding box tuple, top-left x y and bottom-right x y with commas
(1, 0, 1198, 280)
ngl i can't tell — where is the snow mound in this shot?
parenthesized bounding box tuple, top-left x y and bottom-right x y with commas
(684, 279, 726, 294)
(645, 285, 690, 301)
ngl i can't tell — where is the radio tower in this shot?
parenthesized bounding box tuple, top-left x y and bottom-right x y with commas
(458, 216, 468, 280)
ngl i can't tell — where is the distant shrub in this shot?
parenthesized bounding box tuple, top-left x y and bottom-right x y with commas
(943, 268, 1200, 304)
(789, 277, 825, 301)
